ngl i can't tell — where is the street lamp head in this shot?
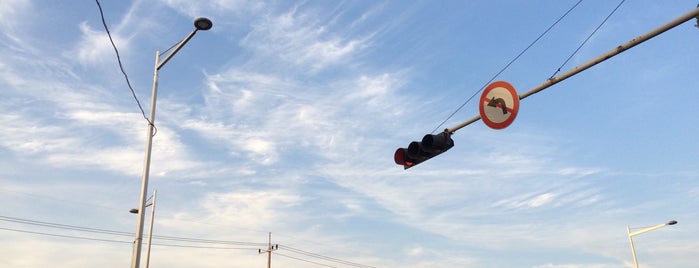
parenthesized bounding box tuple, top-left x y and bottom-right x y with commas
(194, 17, 213, 31)
(667, 220, 678, 225)
(129, 208, 139, 214)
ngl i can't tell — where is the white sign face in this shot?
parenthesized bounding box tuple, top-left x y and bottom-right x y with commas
(479, 81, 519, 129)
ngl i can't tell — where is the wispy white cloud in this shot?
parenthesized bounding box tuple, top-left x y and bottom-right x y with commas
(67, 0, 161, 68)
(239, 4, 372, 72)
(0, 36, 213, 180)
(159, 189, 304, 233)
(405, 245, 424, 256)
(69, 22, 128, 67)
(0, 0, 33, 52)
(493, 192, 557, 209)
(202, 69, 297, 118)
(160, 0, 264, 18)
(204, 190, 303, 225)
(177, 65, 410, 168)
(491, 182, 604, 211)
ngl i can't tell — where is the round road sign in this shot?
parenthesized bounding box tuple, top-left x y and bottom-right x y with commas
(479, 81, 519, 129)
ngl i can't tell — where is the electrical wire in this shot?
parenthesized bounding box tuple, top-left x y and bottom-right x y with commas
(273, 252, 339, 268)
(151, 234, 267, 247)
(549, 0, 627, 78)
(281, 245, 377, 268)
(94, 0, 157, 136)
(0, 226, 260, 250)
(149, 243, 259, 250)
(0, 215, 266, 247)
(0, 226, 133, 244)
(430, 0, 585, 134)
(1, 215, 378, 267)
(1, 215, 132, 237)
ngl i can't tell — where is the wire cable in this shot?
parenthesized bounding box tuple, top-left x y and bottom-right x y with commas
(549, 0, 626, 78)
(151, 234, 267, 247)
(1, 215, 132, 237)
(94, 0, 157, 135)
(430, 0, 585, 134)
(0, 215, 266, 247)
(281, 245, 377, 268)
(0, 226, 133, 244)
(0, 226, 261, 250)
(1, 215, 377, 266)
(274, 252, 339, 268)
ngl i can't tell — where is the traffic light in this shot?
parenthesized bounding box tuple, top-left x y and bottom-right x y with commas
(394, 131, 454, 169)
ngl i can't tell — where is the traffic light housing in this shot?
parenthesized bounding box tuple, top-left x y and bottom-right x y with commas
(394, 131, 454, 169)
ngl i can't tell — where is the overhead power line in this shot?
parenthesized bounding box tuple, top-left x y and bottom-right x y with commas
(0, 226, 259, 250)
(281, 245, 377, 268)
(255, 233, 378, 268)
(0, 215, 265, 247)
(1, 215, 377, 267)
(430, 0, 586, 134)
(0, 226, 132, 244)
(1, 215, 132, 237)
(94, 0, 157, 135)
(274, 252, 339, 268)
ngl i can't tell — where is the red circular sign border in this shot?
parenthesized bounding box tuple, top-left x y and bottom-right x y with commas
(479, 81, 519, 130)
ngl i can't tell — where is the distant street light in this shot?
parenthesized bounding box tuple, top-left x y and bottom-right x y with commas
(626, 220, 677, 268)
(130, 190, 156, 268)
(131, 17, 212, 268)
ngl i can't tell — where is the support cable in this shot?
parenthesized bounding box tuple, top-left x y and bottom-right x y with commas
(549, 0, 627, 78)
(431, 0, 585, 133)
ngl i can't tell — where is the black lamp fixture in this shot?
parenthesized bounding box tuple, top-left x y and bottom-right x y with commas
(194, 17, 213, 31)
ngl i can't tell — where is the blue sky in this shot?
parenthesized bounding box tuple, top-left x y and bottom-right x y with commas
(1, 0, 698, 267)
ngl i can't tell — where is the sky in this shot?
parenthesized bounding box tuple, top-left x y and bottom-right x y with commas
(1, 0, 698, 267)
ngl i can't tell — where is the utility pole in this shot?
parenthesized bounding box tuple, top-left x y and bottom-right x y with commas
(258, 232, 278, 268)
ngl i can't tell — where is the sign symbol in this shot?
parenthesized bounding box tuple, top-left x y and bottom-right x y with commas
(487, 97, 508, 115)
(479, 81, 519, 130)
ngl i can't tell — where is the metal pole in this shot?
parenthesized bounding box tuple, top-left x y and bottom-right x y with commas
(157, 29, 198, 70)
(131, 50, 161, 268)
(447, 6, 699, 134)
(627, 226, 639, 268)
(626, 221, 677, 267)
(144, 190, 157, 268)
(128, 18, 209, 267)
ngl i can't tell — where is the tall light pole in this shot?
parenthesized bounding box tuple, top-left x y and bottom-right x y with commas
(130, 190, 157, 268)
(131, 17, 212, 268)
(627, 220, 677, 268)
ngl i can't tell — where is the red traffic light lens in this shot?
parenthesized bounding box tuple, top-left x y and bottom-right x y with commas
(394, 148, 406, 165)
(394, 148, 415, 167)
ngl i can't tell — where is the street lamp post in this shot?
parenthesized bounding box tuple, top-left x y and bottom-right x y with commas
(130, 17, 212, 268)
(130, 190, 157, 268)
(626, 220, 677, 268)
